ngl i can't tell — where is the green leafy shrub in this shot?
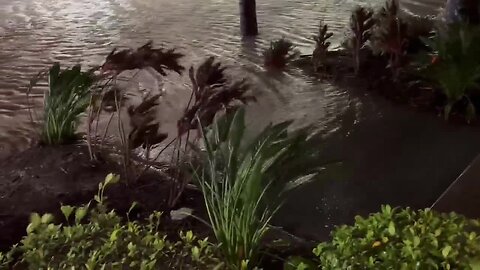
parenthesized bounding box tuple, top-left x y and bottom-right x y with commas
(314, 205, 480, 269)
(194, 108, 324, 270)
(419, 24, 480, 121)
(264, 38, 299, 69)
(1, 174, 223, 270)
(39, 63, 95, 145)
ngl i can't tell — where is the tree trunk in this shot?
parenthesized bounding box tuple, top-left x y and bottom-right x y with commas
(240, 0, 258, 36)
(445, 0, 479, 24)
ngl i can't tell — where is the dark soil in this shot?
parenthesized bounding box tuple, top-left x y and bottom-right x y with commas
(0, 144, 207, 251)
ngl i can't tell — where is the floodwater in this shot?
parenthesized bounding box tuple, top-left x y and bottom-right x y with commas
(2, 0, 480, 240)
(0, 0, 442, 157)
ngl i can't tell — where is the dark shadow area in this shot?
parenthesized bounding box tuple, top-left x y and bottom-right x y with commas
(274, 90, 480, 241)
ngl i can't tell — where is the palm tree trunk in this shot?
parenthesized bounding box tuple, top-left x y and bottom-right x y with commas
(240, 0, 258, 36)
(445, 0, 479, 24)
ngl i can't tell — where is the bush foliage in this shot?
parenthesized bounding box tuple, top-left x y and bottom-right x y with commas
(314, 205, 480, 269)
(0, 175, 223, 270)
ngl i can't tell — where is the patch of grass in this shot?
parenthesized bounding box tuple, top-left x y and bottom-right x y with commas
(194, 108, 324, 269)
(40, 63, 95, 145)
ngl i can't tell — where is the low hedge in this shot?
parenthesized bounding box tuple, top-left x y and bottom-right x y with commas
(3, 178, 480, 270)
(313, 205, 480, 269)
(0, 174, 224, 270)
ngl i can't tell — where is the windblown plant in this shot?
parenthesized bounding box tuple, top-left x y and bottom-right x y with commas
(349, 6, 375, 74)
(102, 40, 185, 76)
(178, 57, 255, 137)
(264, 38, 299, 69)
(87, 42, 185, 180)
(375, 0, 409, 79)
(169, 57, 256, 208)
(35, 63, 95, 145)
(312, 22, 334, 72)
(194, 108, 324, 269)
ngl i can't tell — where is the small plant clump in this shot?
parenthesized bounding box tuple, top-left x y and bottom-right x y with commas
(91, 45, 256, 208)
(348, 6, 375, 74)
(86, 41, 186, 181)
(178, 57, 255, 137)
(102, 40, 185, 76)
(169, 56, 255, 208)
(313, 205, 480, 269)
(194, 108, 324, 270)
(312, 22, 334, 72)
(0, 174, 224, 270)
(28, 63, 95, 145)
(264, 38, 299, 69)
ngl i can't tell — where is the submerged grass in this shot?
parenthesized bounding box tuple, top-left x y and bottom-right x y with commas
(41, 63, 95, 145)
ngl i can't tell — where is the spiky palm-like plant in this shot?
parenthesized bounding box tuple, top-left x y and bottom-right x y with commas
(375, 0, 409, 80)
(349, 6, 375, 74)
(312, 22, 334, 72)
(170, 57, 255, 208)
(102, 41, 185, 76)
(263, 38, 299, 69)
(178, 57, 255, 137)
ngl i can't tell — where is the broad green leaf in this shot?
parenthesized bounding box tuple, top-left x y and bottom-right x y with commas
(104, 173, 120, 187)
(413, 236, 420, 247)
(75, 207, 88, 224)
(388, 221, 396, 236)
(26, 213, 42, 233)
(442, 245, 452, 258)
(61, 205, 74, 221)
(41, 213, 54, 224)
(191, 246, 200, 261)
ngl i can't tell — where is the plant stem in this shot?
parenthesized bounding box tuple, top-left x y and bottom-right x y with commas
(86, 94, 95, 161)
(100, 112, 115, 147)
(114, 89, 129, 181)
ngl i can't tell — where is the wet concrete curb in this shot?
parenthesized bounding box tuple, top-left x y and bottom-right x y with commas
(432, 153, 480, 218)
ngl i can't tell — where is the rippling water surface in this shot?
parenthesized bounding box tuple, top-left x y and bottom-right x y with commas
(5, 0, 480, 239)
(0, 0, 444, 156)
